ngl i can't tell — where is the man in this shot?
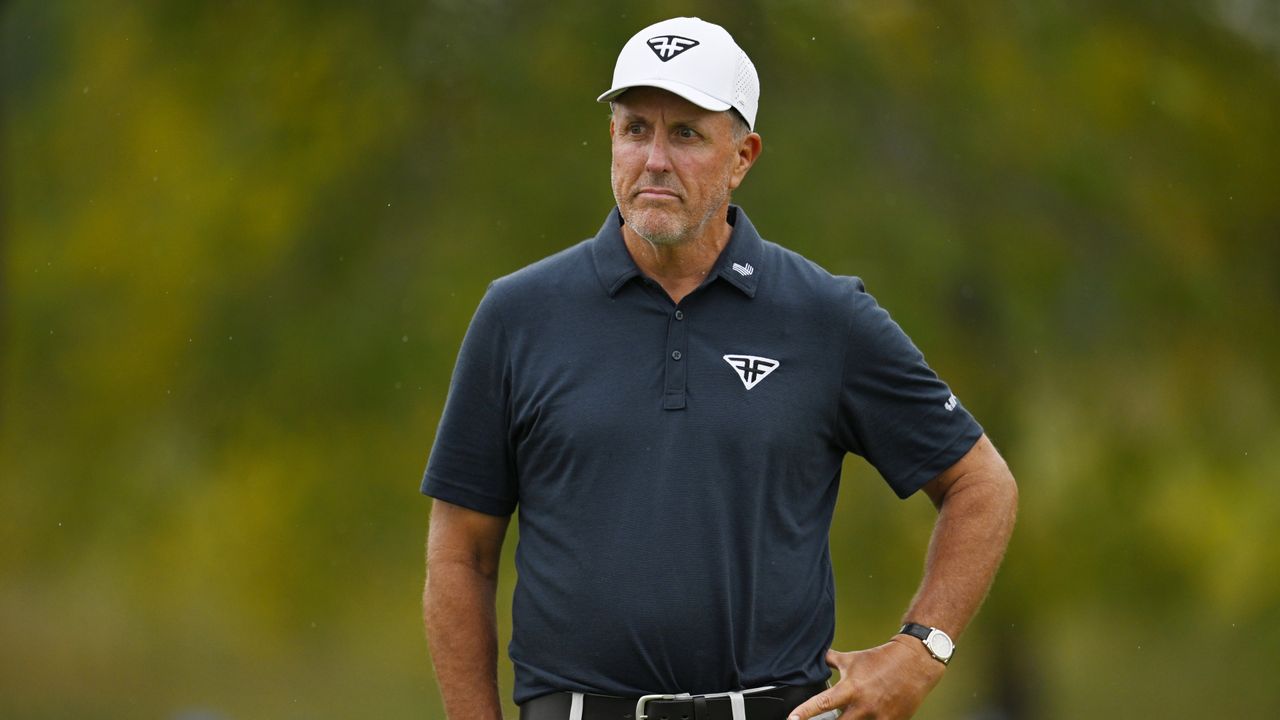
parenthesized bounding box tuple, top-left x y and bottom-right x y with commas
(422, 17, 1017, 720)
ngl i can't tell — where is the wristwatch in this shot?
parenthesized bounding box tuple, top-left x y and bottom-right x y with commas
(898, 622, 955, 665)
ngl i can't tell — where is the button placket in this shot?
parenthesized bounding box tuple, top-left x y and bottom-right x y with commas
(663, 307, 688, 410)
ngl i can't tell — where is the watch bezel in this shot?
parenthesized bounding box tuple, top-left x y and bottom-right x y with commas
(924, 628, 954, 663)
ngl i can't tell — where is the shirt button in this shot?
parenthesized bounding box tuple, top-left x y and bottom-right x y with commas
(674, 310, 684, 320)
(671, 350, 682, 361)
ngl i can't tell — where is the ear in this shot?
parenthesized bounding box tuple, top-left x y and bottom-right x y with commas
(728, 133, 763, 190)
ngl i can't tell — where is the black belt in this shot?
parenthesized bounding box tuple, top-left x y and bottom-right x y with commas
(520, 682, 827, 720)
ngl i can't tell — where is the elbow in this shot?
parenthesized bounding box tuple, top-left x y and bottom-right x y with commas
(983, 458, 1019, 540)
(981, 443, 1019, 523)
(1002, 471, 1019, 530)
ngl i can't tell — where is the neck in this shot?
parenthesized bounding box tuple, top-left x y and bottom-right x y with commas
(621, 204, 733, 304)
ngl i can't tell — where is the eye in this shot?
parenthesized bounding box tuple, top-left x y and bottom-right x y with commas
(676, 126, 699, 140)
(626, 122, 646, 136)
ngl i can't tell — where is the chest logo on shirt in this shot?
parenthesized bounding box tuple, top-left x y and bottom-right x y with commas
(723, 354, 779, 390)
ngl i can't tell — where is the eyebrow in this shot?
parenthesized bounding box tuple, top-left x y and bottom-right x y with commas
(617, 111, 706, 128)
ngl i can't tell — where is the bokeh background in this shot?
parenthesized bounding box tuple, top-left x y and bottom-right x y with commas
(4, 1, 1279, 718)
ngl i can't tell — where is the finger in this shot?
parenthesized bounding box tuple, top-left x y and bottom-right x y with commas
(824, 648, 855, 678)
(787, 687, 848, 720)
(825, 648, 853, 672)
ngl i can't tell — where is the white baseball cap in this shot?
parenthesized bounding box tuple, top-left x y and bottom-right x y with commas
(597, 17, 760, 130)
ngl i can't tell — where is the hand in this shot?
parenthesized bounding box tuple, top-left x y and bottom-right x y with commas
(787, 637, 945, 720)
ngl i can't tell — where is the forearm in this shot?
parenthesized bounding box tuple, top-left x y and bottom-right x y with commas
(424, 559, 503, 720)
(904, 453, 1018, 639)
(787, 438, 1017, 720)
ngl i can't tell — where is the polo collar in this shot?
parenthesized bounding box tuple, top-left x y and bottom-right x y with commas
(713, 206, 762, 297)
(590, 205, 763, 299)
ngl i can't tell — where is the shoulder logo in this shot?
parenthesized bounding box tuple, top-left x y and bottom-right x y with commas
(723, 354, 779, 390)
(944, 394, 958, 411)
(731, 262, 754, 276)
(647, 35, 700, 61)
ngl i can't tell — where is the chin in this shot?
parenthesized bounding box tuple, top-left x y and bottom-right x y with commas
(624, 208, 688, 245)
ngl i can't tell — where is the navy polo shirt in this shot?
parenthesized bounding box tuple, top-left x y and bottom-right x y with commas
(422, 205, 982, 703)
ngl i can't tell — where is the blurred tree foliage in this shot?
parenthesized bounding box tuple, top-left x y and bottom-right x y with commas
(3, 1, 1278, 718)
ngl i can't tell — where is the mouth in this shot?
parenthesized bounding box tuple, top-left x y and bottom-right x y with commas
(635, 187, 681, 201)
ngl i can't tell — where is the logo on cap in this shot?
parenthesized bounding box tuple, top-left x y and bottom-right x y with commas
(646, 35, 699, 61)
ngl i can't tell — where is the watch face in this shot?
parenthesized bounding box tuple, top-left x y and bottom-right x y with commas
(926, 631, 955, 659)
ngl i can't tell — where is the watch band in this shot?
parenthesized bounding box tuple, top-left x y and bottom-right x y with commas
(899, 622, 932, 642)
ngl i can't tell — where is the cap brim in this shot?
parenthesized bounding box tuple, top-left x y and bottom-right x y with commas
(596, 78, 732, 113)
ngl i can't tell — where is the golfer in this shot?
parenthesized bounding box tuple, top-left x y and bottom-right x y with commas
(422, 16, 1018, 720)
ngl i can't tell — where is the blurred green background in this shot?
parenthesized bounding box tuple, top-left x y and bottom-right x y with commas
(3, 1, 1279, 717)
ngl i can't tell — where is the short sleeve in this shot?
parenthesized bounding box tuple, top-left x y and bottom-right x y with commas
(420, 285, 518, 516)
(835, 279, 983, 498)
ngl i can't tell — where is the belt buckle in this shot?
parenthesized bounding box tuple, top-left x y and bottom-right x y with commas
(635, 694, 676, 720)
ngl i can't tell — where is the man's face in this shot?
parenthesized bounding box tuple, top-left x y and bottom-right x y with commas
(610, 87, 755, 246)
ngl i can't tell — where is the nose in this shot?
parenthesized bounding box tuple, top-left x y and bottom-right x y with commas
(644, 133, 672, 174)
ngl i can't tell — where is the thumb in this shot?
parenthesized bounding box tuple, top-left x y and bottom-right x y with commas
(787, 686, 846, 720)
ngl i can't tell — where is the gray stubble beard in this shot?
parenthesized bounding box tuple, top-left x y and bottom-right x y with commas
(611, 168, 732, 249)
